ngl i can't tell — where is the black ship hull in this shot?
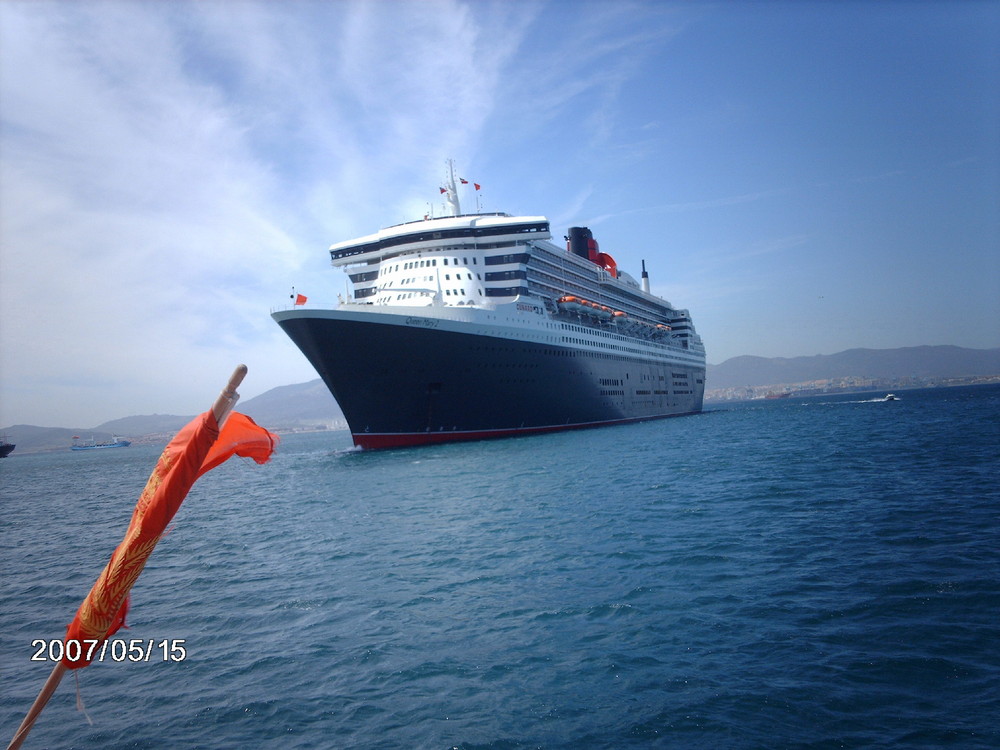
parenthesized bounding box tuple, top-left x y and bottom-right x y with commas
(275, 311, 704, 449)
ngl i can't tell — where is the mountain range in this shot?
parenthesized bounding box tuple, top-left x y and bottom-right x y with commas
(3, 345, 998, 453)
(2, 382, 346, 455)
(706, 345, 1000, 388)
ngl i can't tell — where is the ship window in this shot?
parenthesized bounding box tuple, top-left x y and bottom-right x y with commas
(445, 274, 450, 280)
(485, 252, 530, 266)
(445, 289, 451, 296)
(485, 270, 527, 281)
(443, 259, 449, 265)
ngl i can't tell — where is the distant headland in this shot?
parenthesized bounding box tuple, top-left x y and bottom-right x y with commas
(705, 345, 1000, 402)
(3, 345, 999, 453)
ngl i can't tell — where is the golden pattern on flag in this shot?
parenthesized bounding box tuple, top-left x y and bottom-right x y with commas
(62, 411, 278, 668)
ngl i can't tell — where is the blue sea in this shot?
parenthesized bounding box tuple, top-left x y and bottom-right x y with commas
(2, 384, 999, 749)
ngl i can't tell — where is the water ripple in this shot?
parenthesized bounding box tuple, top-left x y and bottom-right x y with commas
(2, 385, 998, 748)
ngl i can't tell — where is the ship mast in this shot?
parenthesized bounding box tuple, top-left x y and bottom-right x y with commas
(444, 159, 461, 216)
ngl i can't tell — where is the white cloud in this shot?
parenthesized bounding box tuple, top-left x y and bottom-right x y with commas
(4, 1, 995, 426)
(0, 0, 535, 426)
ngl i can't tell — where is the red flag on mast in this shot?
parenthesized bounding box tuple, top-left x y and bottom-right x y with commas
(61, 410, 277, 668)
(294, 293, 307, 306)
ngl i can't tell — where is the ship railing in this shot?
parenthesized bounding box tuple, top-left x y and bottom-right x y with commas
(386, 212, 510, 229)
(557, 315, 699, 356)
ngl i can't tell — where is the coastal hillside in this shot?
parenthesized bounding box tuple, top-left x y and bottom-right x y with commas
(1, 380, 345, 454)
(237, 379, 346, 430)
(707, 346, 1000, 389)
(6, 346, 999, 454)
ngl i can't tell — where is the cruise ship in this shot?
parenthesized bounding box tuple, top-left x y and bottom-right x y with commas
(273, 168, 705, 449)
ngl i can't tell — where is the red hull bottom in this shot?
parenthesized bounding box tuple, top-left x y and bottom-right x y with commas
(352, 411, 699, 450)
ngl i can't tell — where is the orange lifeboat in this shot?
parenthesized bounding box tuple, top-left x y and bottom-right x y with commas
(557, 295, 583, 312)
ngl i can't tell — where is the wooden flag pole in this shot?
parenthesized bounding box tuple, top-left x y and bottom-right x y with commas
(212, 364, 247, 426)
(7, 365, 249, 750)
(7, 663, 67, 750)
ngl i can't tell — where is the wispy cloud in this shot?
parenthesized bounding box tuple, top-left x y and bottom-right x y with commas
(656, 189, 787, 213)
(3, 1, 996, 425)
(849, 169, 907, 184)
(579, 187, 786, 228)
(485, 2, 686, 150)
(0, 0, 535, 425)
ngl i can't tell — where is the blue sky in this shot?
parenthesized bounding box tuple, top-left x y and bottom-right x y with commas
(1, 0, 997, 427)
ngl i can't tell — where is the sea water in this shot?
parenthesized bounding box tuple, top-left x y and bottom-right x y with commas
(2, 385, 998, 749)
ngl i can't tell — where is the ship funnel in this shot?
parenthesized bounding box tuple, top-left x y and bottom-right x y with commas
(641, 260, 650, 293)
(568, 226, 593, 261)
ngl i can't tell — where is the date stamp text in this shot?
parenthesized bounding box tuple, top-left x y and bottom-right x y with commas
(30, 639, 187, 663)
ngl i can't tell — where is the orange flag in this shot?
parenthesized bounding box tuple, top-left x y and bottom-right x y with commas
(61, 411, 278, 668)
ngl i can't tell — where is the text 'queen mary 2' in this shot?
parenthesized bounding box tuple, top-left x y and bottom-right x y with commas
(272, 171, 706, 450)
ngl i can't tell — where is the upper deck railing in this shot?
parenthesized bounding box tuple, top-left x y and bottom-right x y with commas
(330, 220, 550, 262)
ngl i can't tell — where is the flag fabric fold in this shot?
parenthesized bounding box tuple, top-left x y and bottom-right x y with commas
(61, 411, 278, 668)
(199, 412, 278, 477)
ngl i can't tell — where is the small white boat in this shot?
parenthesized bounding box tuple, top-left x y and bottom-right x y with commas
(882, 393, 898, 401)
